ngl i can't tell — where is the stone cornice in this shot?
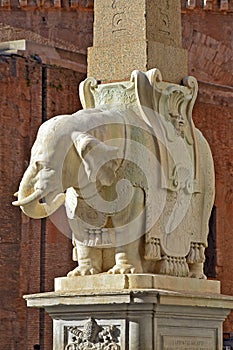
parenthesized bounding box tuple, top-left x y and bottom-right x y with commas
(0, 39, 87, 72)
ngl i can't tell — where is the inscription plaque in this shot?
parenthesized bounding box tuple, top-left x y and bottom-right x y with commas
(163, 335, 213, 350)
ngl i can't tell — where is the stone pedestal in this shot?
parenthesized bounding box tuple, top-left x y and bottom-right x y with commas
(88, 0, 188, 83)
(24, 275, 233, 350)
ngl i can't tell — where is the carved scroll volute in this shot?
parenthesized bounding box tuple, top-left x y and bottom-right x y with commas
(131, 69, 155, 111)
(79, 77, 98, 109)
(145, 68, 163, 113)
(130, 68, 162, 125)
(182, 75, 200, 183)
(131, 68, 201, 192)
(182, 75, 198, 120)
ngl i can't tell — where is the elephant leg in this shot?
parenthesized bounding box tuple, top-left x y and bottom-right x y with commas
(186, 242, 207, 279)
(188, 262, 206, 279)
(108, 240, 143, 274)
(67, 240, 102, 276)
(108, 187, 145, 274)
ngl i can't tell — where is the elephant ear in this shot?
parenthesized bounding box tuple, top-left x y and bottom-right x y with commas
(72, 132, 119, 185)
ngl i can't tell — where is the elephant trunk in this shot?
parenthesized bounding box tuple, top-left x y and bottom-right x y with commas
(12, 165, 65, 219)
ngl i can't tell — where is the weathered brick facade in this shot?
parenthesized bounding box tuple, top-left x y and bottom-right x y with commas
(181, 4, 233, 329)
(0, 1, 232, 349)
(0, 55, 86, 349)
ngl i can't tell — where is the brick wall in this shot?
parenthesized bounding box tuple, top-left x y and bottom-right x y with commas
(0, 2, 94, 55)
(0, 54, 85, 349)
(193, 90, 233, 330)
(182, 8, 233, 331)
(0, 55, 41, 350)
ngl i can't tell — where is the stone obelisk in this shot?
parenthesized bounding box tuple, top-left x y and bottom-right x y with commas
(88, 0, 187, 83)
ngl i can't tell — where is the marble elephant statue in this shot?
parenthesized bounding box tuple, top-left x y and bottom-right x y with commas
(13, 104, 158, 274)
(13, 69, 215, 279)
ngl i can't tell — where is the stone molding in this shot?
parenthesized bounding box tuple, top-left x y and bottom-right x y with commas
(0, 40, 87, 72)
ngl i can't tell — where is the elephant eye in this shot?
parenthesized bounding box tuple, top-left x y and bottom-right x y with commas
(35, 161, 44, 170)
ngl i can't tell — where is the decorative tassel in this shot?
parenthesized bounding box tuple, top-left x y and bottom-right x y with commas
(158, 256, 190, 277)
(83, 228, 114, 246)
(185, 259, 190, 276)
(159, 256, 170, 275)
(168, 257, 174, 275)
(154, 238, 161, 260)
(187, 242, 207, 264)
(101, 228, 112, 245)
(144, 239, 154, 260)
(171, 258, 176, 276)
(176, 258, 183, 277)
(88, 229, 95, 246)
(144, 238, 161, 261)
(186, 242, 195, 264)
(178, 258, 183, 276)
(199, 243, 206, 262)
(174, 258, 182, 277)
(194, 243, 200, 263)
(94, 228, 102, 246)
(182, 258, 189, 277)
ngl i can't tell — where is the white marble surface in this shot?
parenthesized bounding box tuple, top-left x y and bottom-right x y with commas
(54, 274, 221, 294)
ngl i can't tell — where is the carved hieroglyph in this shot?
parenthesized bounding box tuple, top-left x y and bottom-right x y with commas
(13, 68, 215, 279)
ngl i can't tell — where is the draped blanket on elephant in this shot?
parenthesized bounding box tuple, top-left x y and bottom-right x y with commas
(120, 108, 205, 260)
(143, 126, 214, 261)
(68, 104, 213, 265)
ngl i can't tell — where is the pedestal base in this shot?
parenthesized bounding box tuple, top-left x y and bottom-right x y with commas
(24, 275, 233, 350)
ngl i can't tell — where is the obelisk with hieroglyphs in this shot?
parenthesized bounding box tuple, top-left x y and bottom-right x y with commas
(88, 0, 188, 83)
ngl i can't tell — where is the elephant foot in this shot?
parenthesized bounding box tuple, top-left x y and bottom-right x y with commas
(189, 272, 207, 279)
(107, 263, 135, 274)
(188, 263, 206, 279)
(67, 265, 100, 277)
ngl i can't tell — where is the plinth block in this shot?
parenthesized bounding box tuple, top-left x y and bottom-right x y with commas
(54, 273, 220, 294)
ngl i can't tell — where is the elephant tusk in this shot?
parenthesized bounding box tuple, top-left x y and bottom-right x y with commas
(12, 189, 43, 206)
(20, 193, 66, 219)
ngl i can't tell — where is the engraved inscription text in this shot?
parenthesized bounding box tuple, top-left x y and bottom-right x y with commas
(163, 336, 213, 350)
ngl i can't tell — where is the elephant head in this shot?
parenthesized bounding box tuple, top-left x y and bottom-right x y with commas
(12, 159, 67, 219)
(13, 122, 120, 220)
